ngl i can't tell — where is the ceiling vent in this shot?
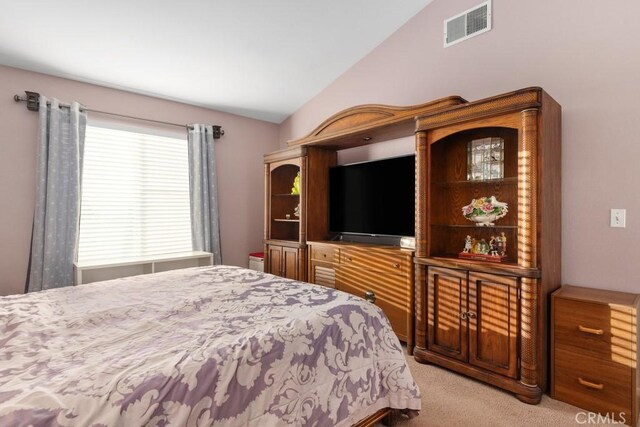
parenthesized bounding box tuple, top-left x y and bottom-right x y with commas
(444, 0, 492, 48)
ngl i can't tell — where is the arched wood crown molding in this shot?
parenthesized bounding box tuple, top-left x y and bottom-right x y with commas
(287, 96, 466, 150)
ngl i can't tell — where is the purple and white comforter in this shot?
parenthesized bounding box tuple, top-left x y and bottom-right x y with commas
(0, 266, 420, 426)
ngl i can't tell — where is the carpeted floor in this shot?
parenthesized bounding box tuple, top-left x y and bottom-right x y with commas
(396, 351, 584, 426)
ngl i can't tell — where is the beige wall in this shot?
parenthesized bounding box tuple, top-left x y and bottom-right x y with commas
(279, 0, 640, 293)
(0, 64, 279, 296)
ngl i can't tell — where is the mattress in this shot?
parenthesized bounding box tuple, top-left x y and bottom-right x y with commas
(0, 265, 420, 426)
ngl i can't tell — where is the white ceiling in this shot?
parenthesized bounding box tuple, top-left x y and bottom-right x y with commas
(0, 0, 432, 123)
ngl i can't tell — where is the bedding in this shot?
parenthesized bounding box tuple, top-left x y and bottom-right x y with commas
(0, 265, 420, 426)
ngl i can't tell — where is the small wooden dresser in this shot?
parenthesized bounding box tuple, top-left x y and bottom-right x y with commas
(552, 285, 639, 426)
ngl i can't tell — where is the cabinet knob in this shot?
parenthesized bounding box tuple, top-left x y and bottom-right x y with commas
(459, 312, 468, 320)
(346, 256, 353, 261)
(364, 290, 376, 303)
(467, 311, 477, 319)
(393, 263, 400, 268)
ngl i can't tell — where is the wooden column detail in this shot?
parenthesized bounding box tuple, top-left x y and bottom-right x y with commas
(264, 164, 270, 241)
(520, 277, 538, 387)
(518, 108, 539, 388)
(414, 264, 427, 349)
(415, 131, 428, 258)
(517, 108, 539, 268)
(299, 157, 307, 244)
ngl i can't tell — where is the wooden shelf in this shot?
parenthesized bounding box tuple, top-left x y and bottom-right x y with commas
(272, 193, 300, 197)
(431, 224, 517, 229)
(433, 177, 517, 187)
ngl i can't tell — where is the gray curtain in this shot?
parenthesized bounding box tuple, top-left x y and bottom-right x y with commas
(27, 97, 86, 292)
(187, 124, 222, 264)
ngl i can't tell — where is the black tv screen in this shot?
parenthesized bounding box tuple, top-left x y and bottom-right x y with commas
(329, 155, 415, 237)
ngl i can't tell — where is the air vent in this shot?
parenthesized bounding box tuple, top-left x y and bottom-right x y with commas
(444, 0, 492, 48)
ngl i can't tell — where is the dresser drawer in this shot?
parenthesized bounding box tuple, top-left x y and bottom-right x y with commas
(554, 346, 632, 423)
(340, 249, 407, 275)
(554, 298, 614, 358)
(310, 244, 337, 262)
(555, 297, 636, 361)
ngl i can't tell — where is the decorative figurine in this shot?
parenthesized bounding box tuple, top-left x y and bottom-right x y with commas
(472, 239, 489, 254)
(497, 232, 507, 256)
(293, 203, 300, 218)
(459, 234, 507, 263)
(463, 235, 473, 253)
(489, 236, 499, 256)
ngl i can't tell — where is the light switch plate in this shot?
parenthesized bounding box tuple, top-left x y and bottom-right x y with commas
(610, 209, 626, 228)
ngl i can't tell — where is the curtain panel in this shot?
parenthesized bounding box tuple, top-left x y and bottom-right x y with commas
(187, 124, 222, 264)
(27, 97, 86, 292)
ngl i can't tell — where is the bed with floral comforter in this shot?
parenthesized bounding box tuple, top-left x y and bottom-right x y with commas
(0, 265, 420, 426)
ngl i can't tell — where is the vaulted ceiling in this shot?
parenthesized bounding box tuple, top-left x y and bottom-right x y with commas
(0, 0, 433, 122)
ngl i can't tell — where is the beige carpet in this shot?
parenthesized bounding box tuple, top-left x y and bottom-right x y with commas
(395, 352, 584, 427)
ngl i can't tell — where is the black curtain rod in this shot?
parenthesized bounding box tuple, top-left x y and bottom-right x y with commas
(13, 91, 224, 139)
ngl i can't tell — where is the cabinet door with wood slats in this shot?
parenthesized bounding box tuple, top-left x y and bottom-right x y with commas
(427, 267, 468, 362)
(282, 246, 299, 280)
(267, 245, 282, 276)
(310, 262, 336, 288)
(468, 272, 519, 378)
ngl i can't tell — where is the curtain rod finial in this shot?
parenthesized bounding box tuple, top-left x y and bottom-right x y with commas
(24, 91, 41, 111)
(212, 125, 224, 139)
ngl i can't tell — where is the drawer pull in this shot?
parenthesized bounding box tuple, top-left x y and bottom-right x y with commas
(578, 325, 604, 335)
(346, 256, 352, 262)
(392, 263, 400, 268)
(578, 377, 604, 390)
(364, 290, 376, 304)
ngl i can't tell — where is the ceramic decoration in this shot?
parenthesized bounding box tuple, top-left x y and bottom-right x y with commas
(462, 196, 508, 226)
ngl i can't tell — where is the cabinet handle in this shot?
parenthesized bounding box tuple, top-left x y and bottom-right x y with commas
(467, 311, 477, 319)
(459, 312, 468, 320)
(322, 253, 327, 258)
(346, 256, 353, 262)
(392, 263, 400, 268)
(364, 290, 376, 303)
(578, 325, 604, 335)
(578, 377, 604, 390)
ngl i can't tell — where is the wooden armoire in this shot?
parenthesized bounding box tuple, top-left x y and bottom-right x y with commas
(413, 87, 561, 404)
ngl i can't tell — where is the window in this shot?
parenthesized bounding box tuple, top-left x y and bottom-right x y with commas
(78, 125, 192, 263)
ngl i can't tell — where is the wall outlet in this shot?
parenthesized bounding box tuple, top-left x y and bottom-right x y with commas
(610, 209, 626, 228)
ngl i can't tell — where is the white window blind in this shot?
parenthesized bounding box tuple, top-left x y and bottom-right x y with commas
(78, 125, 192, 263)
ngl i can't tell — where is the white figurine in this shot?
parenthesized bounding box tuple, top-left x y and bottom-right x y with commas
(463, 235, 472, 253)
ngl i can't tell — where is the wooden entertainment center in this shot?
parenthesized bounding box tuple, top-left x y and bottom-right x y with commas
(308, 241, 415, 352)
(263, 87, 561, 403)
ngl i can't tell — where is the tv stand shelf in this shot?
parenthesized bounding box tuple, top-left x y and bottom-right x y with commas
(307, 241, 415, 353)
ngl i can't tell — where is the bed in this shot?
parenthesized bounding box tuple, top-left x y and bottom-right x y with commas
(0, 265, 420, 426)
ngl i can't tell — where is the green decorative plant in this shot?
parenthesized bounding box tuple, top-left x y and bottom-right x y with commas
(291, 172, 301, 195)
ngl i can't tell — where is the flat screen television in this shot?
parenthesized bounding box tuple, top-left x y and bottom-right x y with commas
(329, 154, 415, 237)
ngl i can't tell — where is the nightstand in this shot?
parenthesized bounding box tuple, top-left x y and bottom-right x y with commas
(552, 285, 639, 426)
